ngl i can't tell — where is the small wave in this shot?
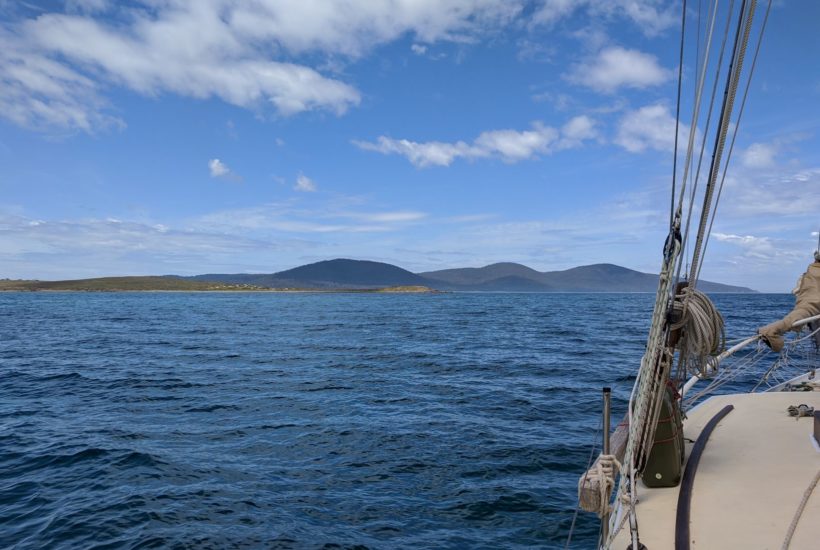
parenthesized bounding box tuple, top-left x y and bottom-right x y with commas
(111, 450, 166, 469)
(448, 492, 540, 520)
(302, 385, 354, 392)
(184, 404, 240, 413)
(41, 372, 90, 382)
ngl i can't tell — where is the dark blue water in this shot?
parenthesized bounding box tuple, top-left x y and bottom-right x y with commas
(0, 292, 793, 549)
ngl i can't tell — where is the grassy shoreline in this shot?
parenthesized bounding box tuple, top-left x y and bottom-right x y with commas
(0, 277, 440, 293)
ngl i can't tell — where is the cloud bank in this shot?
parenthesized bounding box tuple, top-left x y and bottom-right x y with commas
(1, 0, 682, 133)
(354, 116, 598, 167)
(0, 0, 526, 132)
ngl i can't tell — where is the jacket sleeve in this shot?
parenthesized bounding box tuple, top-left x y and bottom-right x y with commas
(758, 263, 820, 351)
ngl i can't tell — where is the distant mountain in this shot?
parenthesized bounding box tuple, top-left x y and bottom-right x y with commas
(421, 262, 753, 293)
(190, 259, 427, 289)
(274, 259, 428, 287)
(188, 259, 755, 292)
(419, 262, 545, 286)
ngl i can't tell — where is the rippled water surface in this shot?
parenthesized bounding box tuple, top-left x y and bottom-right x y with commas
(0, 292, 793, 549)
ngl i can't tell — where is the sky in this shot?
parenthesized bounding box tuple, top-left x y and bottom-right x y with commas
(1, 0, 818, 292)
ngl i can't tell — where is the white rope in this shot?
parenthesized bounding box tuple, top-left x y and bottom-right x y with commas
(578, 454, 622, 519)
(672, 287, 725, 367)
(781, 469, 820, 550)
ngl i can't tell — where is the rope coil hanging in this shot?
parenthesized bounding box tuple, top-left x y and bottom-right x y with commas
(578, 454, 622, 519)
(671, 287, 726, 377)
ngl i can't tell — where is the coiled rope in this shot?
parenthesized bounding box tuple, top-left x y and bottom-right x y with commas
(671, 287, 725, 376)
(578, 454, 622, 519)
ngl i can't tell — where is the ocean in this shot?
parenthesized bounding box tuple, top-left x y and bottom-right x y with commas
(0, 292, 795, 549)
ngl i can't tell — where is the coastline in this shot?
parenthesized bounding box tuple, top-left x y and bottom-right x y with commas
(0, 286, 442, 294)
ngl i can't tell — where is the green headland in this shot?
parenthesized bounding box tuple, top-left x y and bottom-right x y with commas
(0, 276, 439, 293)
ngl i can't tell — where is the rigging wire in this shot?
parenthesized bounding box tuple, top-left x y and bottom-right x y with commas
(751, 324, 820, 391)
(670, 0, 689, 231)
(696, 0, 773, 283)
(682, 0, 705, 276)
(683, 345, 769, 405)
(688, 0, 754, 287)
(674, 0, 733, 289)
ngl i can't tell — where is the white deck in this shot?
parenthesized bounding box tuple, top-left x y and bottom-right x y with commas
(612, 391, 820, 549)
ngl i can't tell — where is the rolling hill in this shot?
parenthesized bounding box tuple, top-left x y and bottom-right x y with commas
(190, 259, 427, 289)
(189, 259, 755, 292)
(420, 262, 752, 292)
(5, 259, 754, 292)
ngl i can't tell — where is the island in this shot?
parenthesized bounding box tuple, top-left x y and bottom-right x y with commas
(0, 258, 755, 293)
(0, 277, 440, 293)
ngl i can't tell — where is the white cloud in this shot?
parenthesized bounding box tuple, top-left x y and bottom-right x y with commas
(355, 211, 427, 223)
(0, 213, 286, 279)
(711, 232, 810, 265)
(25, 12, 360, 117)
(723, 168, 820, 218)
(713, 232, 773, 252)
(742, 142, 777, 168)
(1, 0, 526, 131)
(615, 104, 688, 153)
(567, 46, 671, 93)
(294, 174, 317, 192)
(532, 0, 676, 36)
(0, 1, 681, 133)
(0, 200, 438, 278)
(208, 158, 230, 178)
(602, 1, 677, 36)
(354, 117, 596, 167)
(228, 1, 523, 56)
(411, 44, 428, 55)
(207, 158, 244, 183)
(193, 202, 427, 234)
(558, 115, 598, 148)
(354, 137, 472, 167)
(474, 124, 559, 161)
(0, 29, 122, 132)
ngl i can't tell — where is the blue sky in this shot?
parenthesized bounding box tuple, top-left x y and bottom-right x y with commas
(0, 0, 818, 291)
